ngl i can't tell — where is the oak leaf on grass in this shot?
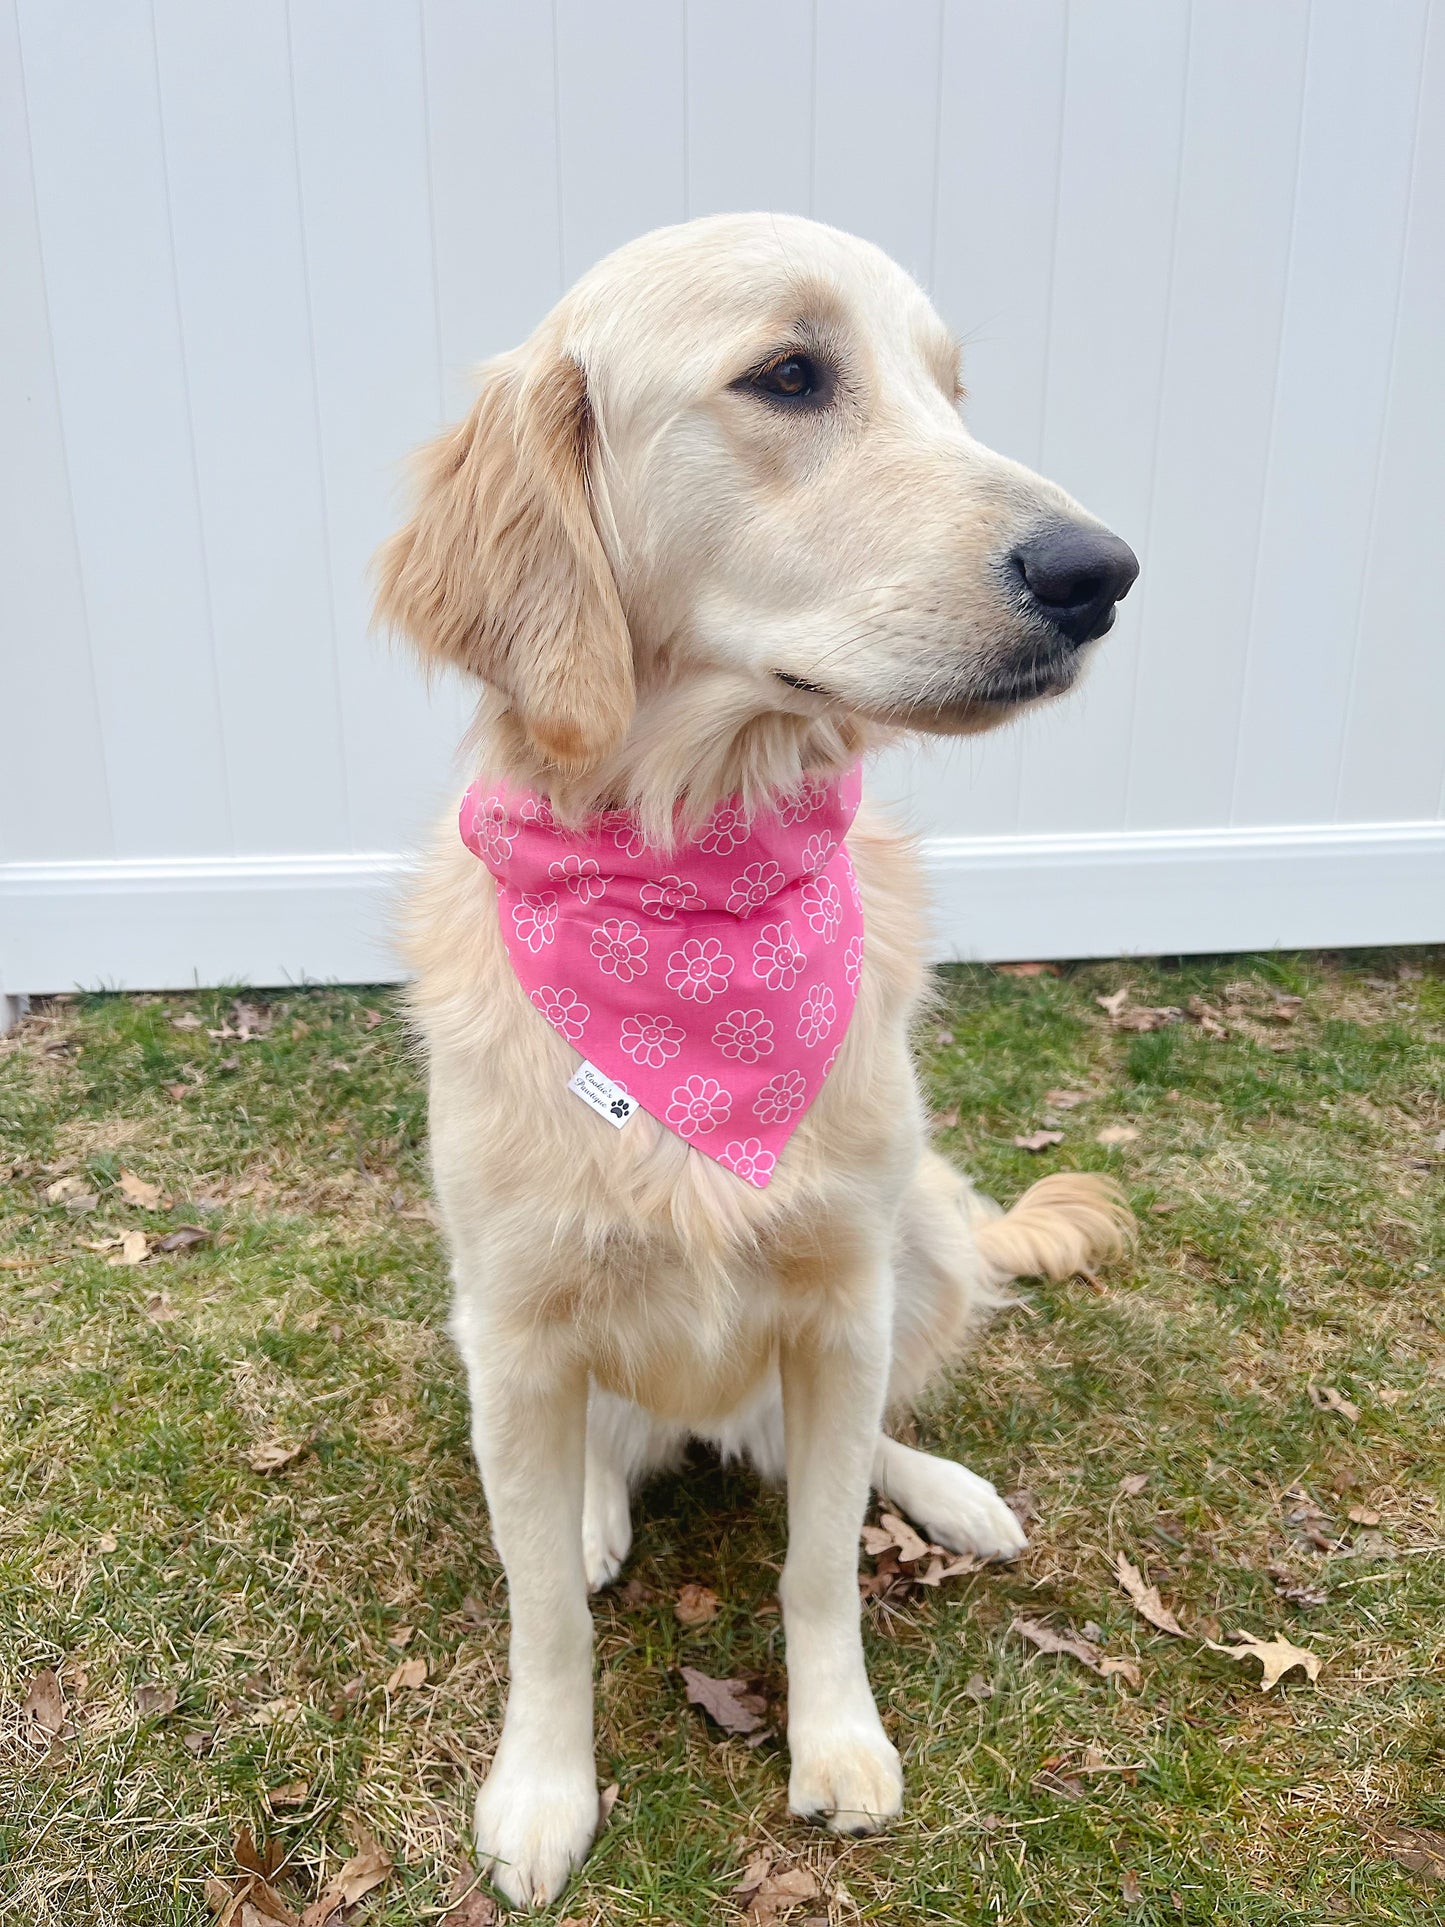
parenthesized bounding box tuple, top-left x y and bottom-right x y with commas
(680, 1665, 768, 1736)
(299, 1837, 392, 1927)
(1010, 1616, 1141, 1690)
(1113, 1553, 1187, 1638)
(1205, 1628, 1321, 1691)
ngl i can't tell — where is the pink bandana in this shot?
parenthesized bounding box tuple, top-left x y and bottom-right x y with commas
(459, 766, 864, 1187)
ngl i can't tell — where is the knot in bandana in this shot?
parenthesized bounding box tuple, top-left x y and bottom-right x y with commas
(460, 766, 865, 1187)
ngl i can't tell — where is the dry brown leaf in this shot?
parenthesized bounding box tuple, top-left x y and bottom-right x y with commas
(734, 1852, 822, 1924)
(265, 1781, 310, 1810)
(1009, 1616, 1142, 1689)
(1096, 1123, 1140, 1146)
(45, 1175, 86, 1202)
(597, 1781, 620, 1828)
(108, 1230, 151, 1267)
(1115, 1004, 1183, 1032)
(159, 1224, 210, 1252)
(875, 1510, 931, 1564)
(1205, 1628, 1321, 1691)
(97, 1530, 118, 1552)
(964, 1673, 994, 1701)
(385, 1655, 427, 1693)
(1118, 1473, 1149, 1497)
(299, 1837, 393, 1927)
(440, 1864, 498, 1926)
(996, 961, 1058, 977)
(361, 1007, 384, 1029)
(133, 1682, 179, 1719)
(913, 1550, 982, 1587)
(1375, 1824, 1445, 1885)
(387, 1625, 415, 1649)
(143, 1292, 176, 1323)
(118, 1169, 163, 1208)
(1014, 1129, 1064, 1152)
(1121, 1869, 1143, 1904)
(1268, 1565, 1328, 1609)
(207, 1833, 300, 1927)
(931, 1107, 960, 1129)
(22, 1667, 67, 1740)
(1046, 1088, 1090, 1109)
(1186, 996, 1228, 1039)
(1095, 987, 1131, 1017)
(1308, 1383, 1360, 1423)
(1348, 1504, 1382, 1526)
(680, 1665, 768, 1736)
(246, 1439, 307, 1475)
(171, 1013, 204, 1032)
(165, 1081, 192, 1100)
(674, 1582, 721, 1626)
(1113, 1553, 1187, 1637)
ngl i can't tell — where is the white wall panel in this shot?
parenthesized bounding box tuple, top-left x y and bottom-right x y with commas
(0, 0, 110, 862)
(1232, 0, 1430, 826)
(1125, 0, 1310, 832)
(685, 0, 815, 219)
(153, 0, 348, 853)
(1014, 0, 1191, 835)
(16, 0, 232, 858)
(3, 0, 1441, 999)
(291, 0, 466, 852)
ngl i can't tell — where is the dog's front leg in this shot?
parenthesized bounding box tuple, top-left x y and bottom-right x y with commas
(779, 1270, 904, 1834)
(459, 1329, 596, 1908)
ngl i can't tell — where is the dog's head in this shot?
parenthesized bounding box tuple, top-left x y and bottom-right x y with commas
(377, 214, 1136, 797)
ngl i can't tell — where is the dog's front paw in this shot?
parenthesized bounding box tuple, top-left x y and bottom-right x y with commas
(903, 1458, 1028, 1562)
(789, 1719, 903, 1836)
(474, 1753, 598, 1909)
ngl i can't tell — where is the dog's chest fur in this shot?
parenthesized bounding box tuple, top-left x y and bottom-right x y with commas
(409, 799, 933, 1421)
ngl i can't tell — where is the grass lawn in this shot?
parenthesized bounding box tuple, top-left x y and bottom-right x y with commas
(2, 950, 1443, 1925)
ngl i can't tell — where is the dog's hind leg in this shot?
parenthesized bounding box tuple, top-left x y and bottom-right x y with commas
(872, 1152, 1133, 1559)
(583, 1386, 685, 1591)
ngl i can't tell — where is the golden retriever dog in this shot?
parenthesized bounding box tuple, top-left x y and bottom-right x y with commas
(377, 213, 1137, 1908)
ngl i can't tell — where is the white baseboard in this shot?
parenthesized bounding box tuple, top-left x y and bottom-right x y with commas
(1, 822, 1441, 997)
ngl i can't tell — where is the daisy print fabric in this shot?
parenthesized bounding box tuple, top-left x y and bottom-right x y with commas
(459, 764, 864, 1187)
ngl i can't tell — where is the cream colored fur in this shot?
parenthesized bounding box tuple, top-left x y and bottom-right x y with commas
(383, 214, 1134, 1908)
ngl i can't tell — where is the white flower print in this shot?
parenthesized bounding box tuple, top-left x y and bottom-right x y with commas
(698, 800, 751, 854)
(720, 1137, 776, 1185)
(796, 983, 837, 1048)
(599, 809, 646, 858)
(530, 984, 589, 1042)
(511, 889, 559, 952)
(844, 932, 864, 989)
(665, 936, 734, 1003)
(778, 776, 828, 825)
(619, 1012, 685, 1068)
(590, 917, 649, 982)
(548, 851, 606, 905)
(800, 831, 836, 876)
(752, 919, 806, 991)
(518, 794, 555, 831)
(639, 873, 705, 920)
(712, 1008, 775, 1063)
(846, 861, 863, 911)
(801, 874, 842, 941)
(666, 1074, 732, 1139)
(726, 860, 786, 916)
(755, 1069, 808, 1125)
(467, 796, 515, 866)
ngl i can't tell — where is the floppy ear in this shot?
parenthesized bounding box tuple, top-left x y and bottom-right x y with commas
(374, 350, 634, 768)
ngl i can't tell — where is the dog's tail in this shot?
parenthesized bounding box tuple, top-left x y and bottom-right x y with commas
(971, 1171, 1134, 1289)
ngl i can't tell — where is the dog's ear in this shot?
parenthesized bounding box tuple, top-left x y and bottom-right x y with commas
(374, 350, 634, 768)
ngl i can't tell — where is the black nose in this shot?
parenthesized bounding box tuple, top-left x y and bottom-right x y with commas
(1010, 524, 1139, 645)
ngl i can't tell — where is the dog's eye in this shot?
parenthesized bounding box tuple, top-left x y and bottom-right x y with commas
(751, 355, 824, 402)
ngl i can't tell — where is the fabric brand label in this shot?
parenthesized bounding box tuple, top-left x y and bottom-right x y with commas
(567, 1060, 638, 1128)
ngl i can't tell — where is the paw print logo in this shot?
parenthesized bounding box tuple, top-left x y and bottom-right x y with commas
(609, 1096, 632, 1120)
